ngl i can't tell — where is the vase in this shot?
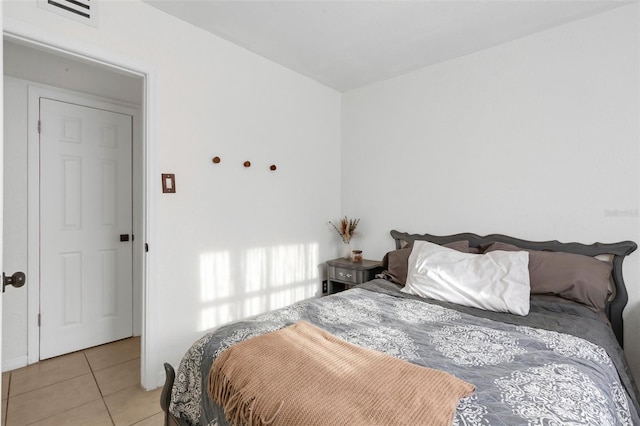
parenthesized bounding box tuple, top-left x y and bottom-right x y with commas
(342, 242, 351, 259)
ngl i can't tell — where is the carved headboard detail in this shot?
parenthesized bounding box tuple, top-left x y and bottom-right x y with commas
(390, 230, 637, 348)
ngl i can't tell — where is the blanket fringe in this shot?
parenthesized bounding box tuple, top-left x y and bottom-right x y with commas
(209, 363, 284, 426)
(206, 321, 475, 426)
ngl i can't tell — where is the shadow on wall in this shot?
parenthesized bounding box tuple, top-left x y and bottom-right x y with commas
(198, 242, 320, 331)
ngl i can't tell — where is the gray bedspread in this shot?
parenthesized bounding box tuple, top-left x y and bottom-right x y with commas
(170, 279, 640, 425)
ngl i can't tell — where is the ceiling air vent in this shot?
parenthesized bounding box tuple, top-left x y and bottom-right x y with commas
(38, 0, 98, 28)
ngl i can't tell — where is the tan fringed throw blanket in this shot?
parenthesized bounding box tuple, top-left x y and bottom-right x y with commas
(208, 321, 475, 426)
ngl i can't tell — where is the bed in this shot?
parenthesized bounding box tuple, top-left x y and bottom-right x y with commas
(161, 230, 640, 425)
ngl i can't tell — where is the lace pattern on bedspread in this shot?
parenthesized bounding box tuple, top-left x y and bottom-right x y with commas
(495, 363, 628, 425)
(169, 332, 214, 424)
(169, 286, 637, 426)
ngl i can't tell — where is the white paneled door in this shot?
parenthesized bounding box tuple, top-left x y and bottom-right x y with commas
(39, 98, 133, 360)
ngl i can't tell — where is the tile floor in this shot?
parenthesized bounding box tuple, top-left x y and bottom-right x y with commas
(2, 337, 164, 426)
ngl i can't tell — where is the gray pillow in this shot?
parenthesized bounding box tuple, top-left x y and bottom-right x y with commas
(483, 241, 612, 312)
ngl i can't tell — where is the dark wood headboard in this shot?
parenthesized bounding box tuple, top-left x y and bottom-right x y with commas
(390, 230, 637, 348)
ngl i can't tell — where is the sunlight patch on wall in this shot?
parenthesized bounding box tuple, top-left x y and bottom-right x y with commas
(269, 243, 318, 287)
(200, 251, 231, 302)
(198, 243, 319, 331)
(200, 304, 233, 333)
(269, 284, 314, 310)
(245, 247, 267, 292)
(244, 295, 268, 317)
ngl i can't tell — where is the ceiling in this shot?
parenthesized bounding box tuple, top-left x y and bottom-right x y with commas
(143, 1, 630, 92)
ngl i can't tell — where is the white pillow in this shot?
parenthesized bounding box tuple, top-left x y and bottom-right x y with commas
(402, 240, 531, 316)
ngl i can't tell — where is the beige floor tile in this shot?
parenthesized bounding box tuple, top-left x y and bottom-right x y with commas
(85, 337, 140, 372)
(5, 374, 101, 426)
(103, 385, 162, 426)
(131, 412, 164, 425)
(28, 399, 112, 426)
(9, 352, 90, 396)
(2, 372, 9, 399)
(94, 358, 140, 397)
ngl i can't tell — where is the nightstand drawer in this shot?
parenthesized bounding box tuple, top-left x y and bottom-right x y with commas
(325, 258, 383, 295)
(330, 267, 359, 284)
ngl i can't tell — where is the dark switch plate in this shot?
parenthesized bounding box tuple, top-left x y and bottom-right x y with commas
(162, 173, 176, 193)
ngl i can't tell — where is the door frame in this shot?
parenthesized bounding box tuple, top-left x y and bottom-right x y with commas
(4, 19, 159, 389)
(27, 86, 141, 362)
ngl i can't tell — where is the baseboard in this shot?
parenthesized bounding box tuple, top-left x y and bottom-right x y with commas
(3, 355, 28, 372)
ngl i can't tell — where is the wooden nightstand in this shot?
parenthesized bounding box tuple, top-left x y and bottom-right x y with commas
(326, 258, 383, 294)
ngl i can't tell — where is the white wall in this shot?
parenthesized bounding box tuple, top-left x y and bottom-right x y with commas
(342, 4, 640, 378)
(4, 0, 341, 387)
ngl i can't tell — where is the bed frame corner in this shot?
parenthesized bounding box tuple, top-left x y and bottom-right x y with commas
(161, 362, 190, 426)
